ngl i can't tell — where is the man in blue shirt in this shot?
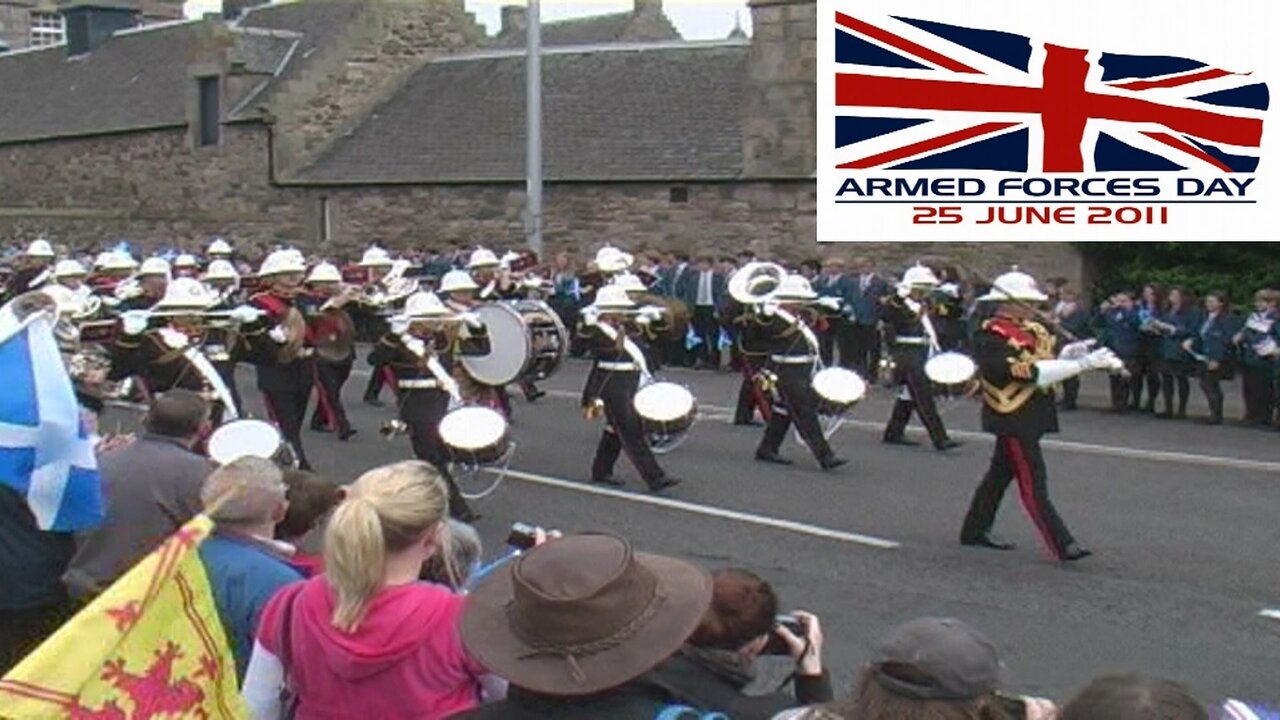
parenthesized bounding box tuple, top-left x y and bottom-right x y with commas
(198, 456, 302, 683)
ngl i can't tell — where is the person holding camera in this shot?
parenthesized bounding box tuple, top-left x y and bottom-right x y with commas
(649, 567, 833, 719)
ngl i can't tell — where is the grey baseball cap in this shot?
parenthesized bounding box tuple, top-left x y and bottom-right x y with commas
(871, 617, 1004, 701)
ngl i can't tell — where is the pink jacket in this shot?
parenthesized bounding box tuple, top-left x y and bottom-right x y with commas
(257, 577, 486, 719)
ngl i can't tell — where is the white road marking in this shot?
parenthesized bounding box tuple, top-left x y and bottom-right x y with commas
(488, 467, 901, 550)
(1259, 608, 1280, 621)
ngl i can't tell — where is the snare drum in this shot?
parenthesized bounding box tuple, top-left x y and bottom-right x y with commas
(924, 351, 977, 385)
(438, 406, 512, 466)
(461, 300, 567, 387)
(207, 419, 297, 467)
(633, 382, 697, 441)
(811, 367, 866, 415)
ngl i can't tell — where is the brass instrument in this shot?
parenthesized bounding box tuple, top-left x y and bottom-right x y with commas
(727, 261, 787, 306)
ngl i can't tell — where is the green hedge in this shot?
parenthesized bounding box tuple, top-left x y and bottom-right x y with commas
(1074, 243, 1280, 307)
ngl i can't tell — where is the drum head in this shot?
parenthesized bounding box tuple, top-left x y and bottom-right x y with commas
(925, 352, 977, 385)
(634, 382, 696, 423)
(208, 419, 281, 465)
(439, 406, 509, 450)
(461, 304, 531, 386)
(812, 367, 867, 404)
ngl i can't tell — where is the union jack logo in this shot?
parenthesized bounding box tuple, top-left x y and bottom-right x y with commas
(834, 13, 1268, 172)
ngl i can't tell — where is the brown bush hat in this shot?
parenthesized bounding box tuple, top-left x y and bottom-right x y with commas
(461, 533, 712, 696)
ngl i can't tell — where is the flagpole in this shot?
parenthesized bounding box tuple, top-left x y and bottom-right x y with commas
(525, 0, 544, 259)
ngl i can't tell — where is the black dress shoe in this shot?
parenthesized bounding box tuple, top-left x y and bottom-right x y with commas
(310, 424, 333, 434)
(591, 475, 625, 487)
(1196, 417, 1223, 426)
(935, 439, 963, 451)
(1154, 411, 1173, 420)
(525, 390, 546, 402)
(1060, 543, 1093, 562)
(755, 452, 793, 465)
(819, 456, 849, 471)
(363, 397, 384, 407)
(734, 420, 763, 427)
(338, 427, 358, 442)
(961, 534, 1016, 551)
(883, 437, 920, 447)
(649, 477, 682, 493)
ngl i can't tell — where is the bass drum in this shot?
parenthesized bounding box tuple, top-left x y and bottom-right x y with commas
(207, 419, 297, 468)
(461, 300, 567, 387)
(633, 381, 697, 454)
(924, 351, 977, 386)
(812, 367, 866, 416)
(439, 406, 512, 466)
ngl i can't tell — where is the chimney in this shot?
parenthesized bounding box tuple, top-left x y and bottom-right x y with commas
(222, 0, 271, 21)
(633, 0, 662, 14)
(60, 1, 139, 56)
(500, 5, 526, 35)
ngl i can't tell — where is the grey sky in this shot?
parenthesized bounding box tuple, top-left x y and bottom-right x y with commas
(184, 1, 752, 40)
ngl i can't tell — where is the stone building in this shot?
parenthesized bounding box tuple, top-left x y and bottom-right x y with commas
(0, 0, 182, 51)
(0, 0, 1087, 284)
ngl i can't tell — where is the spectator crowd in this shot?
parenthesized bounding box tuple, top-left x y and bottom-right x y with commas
(2, 391, 1275, 720)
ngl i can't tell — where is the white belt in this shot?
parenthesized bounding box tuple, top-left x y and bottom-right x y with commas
(597, 361, 639, 371)
(770, 355, 816, 364)
(398, 379, 441, 389)
(894, 336, 929, 345)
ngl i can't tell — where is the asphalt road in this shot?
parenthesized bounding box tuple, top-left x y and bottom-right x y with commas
(105, 355, 1280, 706)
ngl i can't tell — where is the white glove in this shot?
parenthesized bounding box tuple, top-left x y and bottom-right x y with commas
(1058, 339, 1096, 360)
(639, 305, 664, 319)
(1080, 347, 1122, 372)
(1034, 359, 1084, 388)
(580, 306, 601, 326)
(635, 314, 653, 326)
(120, 310, 149, 336)
(268, 325, 288, 343)
(459, 311, 484, 330)
(157, 328, 188, 350)
(815, 297, 842, 312)
(760, 301, 778, 317)
(389, 315, 410, 335)
(229, 305, 264, 324)
(404, 336, 427, 358)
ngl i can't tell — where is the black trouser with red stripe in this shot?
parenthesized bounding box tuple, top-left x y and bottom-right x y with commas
(734, 355, 771, 425)
(756, 363, 835, 463)
(401, 388, 472, 519)
(961, 434, 1076, 559)
(883, 362, 950, 447)
(591, 370, 666, 487)
(310, 356, 354, 435)
(258, 361, 314, 471)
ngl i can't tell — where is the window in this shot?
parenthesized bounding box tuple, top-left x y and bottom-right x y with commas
(29, 11, 64, 47)
(196, 76, 221, 147)
(318, 197, 332, 243)
(669, 186, 689, 204)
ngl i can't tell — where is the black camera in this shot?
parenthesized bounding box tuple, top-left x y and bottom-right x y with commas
(506, 522, 539, 551)
(762, 613, 807, 655)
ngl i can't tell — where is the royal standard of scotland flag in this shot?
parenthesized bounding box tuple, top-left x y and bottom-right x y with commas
(0, 307, 103, 531)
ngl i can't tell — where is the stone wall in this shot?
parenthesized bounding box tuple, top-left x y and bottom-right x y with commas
(743, 0, 816, 178)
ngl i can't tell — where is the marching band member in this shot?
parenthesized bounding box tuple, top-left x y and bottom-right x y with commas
(724, 294, 770, 426)
(467, 248, 543, 409)
(745, 275, 847, 470)
(207, 237, 234, 261)
(114, 256, 171, 312)
(579, 286, 681, 492)
(203, 259, 243, 307)
(369, 291, 486, 521)
(3, 239, 56, 301)
(303, 262, 358, 441)
(89, 250, 136, 298)
(356, 245, 397, 407)
(50, 259, 91, 296)
(958, 271, 1120, 562)
(879, 264, 961, 451)
(110, 277, 267, 424)
(172, 253, 201, 279)
(250, 249, 316, 470)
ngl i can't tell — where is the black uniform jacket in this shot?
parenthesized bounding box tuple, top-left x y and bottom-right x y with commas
(975, 315, 1061, 438)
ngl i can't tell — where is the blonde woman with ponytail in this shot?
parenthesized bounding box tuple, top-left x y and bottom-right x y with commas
(242, 462, 488, 720)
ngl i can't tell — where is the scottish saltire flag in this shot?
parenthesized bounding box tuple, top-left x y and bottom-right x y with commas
(834, 13, 1267, 172)
(0, 516, 246, 719)
(0, 309, 103, 531)
(717, 327, 734, 351)
(685, 325, 704, 350)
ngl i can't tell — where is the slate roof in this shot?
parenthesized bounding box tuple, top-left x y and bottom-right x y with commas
(297, 40, 749, 184)
(491, 11, 679, 49)
(236, 0, 365, 105)
(0, 20, 296, 145)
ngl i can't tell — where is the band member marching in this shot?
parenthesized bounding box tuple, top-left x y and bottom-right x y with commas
(579, 286, 681, 493)
(725, 293, 771, 426)
(880, 264, 961, 451)
(3, 239, 56, 301)
(110, 277, 269, 425)
(959, 271, 1122, 562)
(370, 291, 486, 521)
(355, 246, 397, 406)
(468, 247, 546, 405)
(746, 275, 848, 470)
(113, 257, 172, 312)
(250, 249, 316, 470)
(303, 262, 358, 441)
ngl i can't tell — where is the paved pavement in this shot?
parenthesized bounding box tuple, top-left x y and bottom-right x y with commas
(105, 355, 1280, 705)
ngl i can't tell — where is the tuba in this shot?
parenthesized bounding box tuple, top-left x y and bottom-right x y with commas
(728, 261, 787, 306)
